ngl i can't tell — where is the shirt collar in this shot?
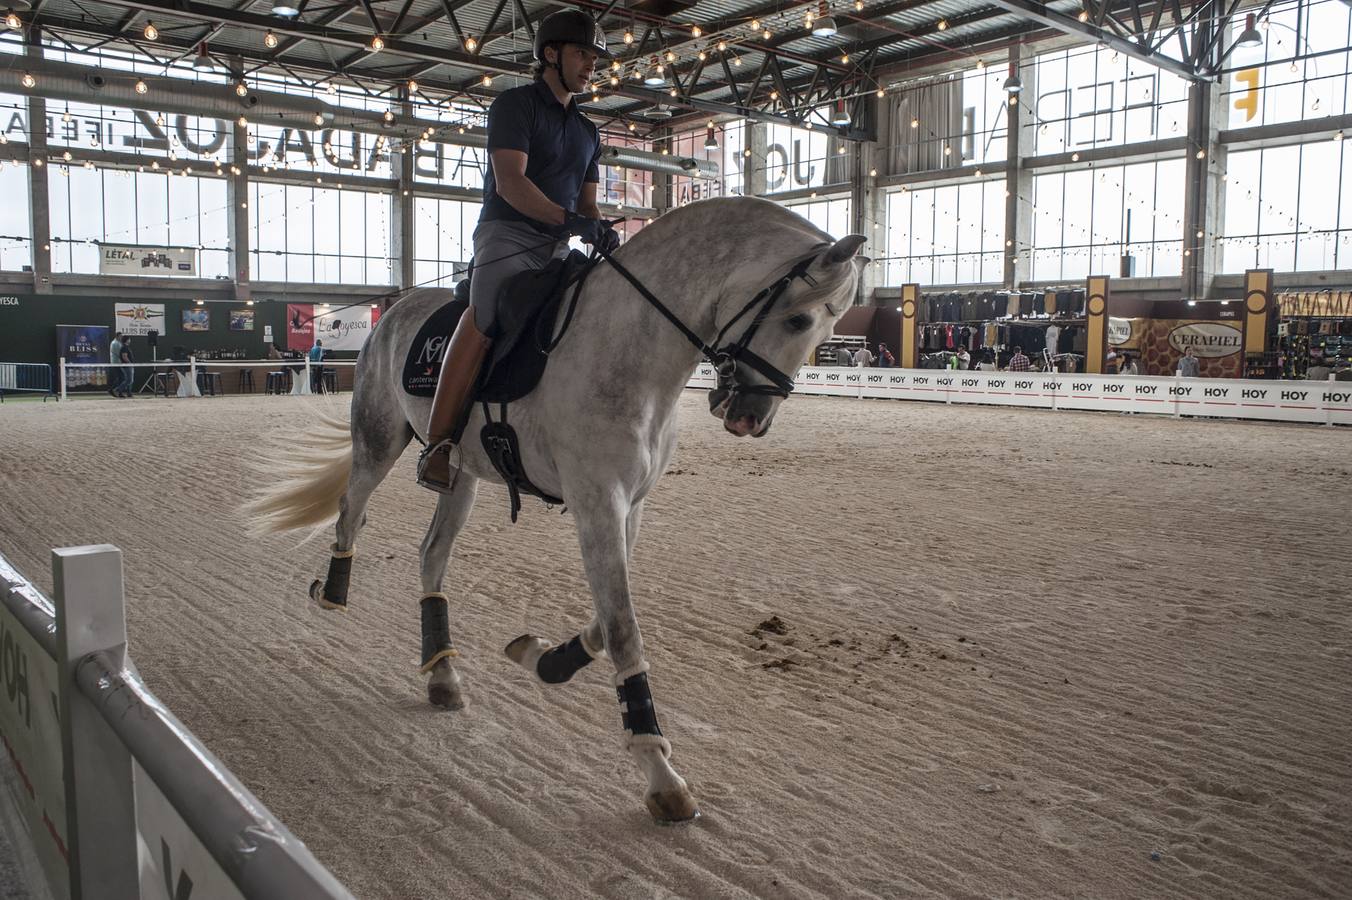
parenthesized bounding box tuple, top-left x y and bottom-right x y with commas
(533, 77, 578, 113)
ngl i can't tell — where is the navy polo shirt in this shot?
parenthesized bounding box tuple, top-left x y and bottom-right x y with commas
(480, 79, 601, 228)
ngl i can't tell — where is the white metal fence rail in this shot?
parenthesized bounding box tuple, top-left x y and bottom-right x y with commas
(689, 365, 1352, 426)
(0, 546, 354, 900)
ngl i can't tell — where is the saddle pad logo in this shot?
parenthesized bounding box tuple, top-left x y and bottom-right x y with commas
(402, 299, 466, 397)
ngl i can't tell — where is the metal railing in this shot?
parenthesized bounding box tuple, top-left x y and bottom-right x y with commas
(0, 546, 354, 900)
(0, 362, 56, 402)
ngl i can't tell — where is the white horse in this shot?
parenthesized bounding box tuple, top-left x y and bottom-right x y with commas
(247, 196, 866, 822)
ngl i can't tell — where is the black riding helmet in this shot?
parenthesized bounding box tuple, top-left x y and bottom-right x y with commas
(532, 8, 611, 61)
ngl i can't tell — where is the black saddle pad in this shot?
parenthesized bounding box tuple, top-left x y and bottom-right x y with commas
(402, 251, 591, 404)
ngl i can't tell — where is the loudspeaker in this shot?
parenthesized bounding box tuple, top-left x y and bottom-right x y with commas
(147, 329, 159, 348)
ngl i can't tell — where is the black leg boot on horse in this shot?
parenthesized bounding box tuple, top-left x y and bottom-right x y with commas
(417, 307, 493, 493)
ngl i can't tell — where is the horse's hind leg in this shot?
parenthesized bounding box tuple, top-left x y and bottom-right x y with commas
(418, 474, 479, 710)
(310, 411, 413, 610)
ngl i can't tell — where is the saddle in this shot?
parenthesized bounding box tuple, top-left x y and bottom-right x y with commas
(402, 250, 596, 520)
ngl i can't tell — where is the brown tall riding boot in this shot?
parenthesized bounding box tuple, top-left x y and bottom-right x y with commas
(417, 308, 493, 493)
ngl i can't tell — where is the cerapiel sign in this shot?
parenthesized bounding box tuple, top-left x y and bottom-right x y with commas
(1167, 322, 1241, 358)
(100, 245, 197, 278)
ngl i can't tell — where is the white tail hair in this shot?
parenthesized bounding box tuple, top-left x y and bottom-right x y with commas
(242, 410, 353, 536)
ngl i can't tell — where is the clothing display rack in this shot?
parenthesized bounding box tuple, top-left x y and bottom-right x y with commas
(918, 287, 1090, 372)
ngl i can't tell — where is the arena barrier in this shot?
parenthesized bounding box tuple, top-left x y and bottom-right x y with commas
(0, 545, 355, 900)
(58, 358, 358, 399)
(688, 365, 1352, 426)
(0, 363, 55, 402)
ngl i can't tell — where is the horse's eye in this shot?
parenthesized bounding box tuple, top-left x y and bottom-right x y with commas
(786, 314, 812, 332)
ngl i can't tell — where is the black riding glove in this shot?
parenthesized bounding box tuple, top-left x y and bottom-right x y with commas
(562, 211, 622, 254)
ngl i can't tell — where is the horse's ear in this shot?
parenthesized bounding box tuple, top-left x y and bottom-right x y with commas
(823, 234, 867, 266)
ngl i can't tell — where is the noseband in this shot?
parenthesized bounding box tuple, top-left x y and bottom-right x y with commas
(599, 248, 821, 406)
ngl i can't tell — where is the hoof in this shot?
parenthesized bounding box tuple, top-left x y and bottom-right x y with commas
(504, 634, 549, 668)
(426, 658, 465, 710)
(309, 579, 346, 611)
(427, 681, 465, 710)
(645, 789, 701, 825)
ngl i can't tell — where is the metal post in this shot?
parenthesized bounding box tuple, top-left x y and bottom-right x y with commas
(390, 86, 416, 296)
(228, 117, 252, 301)
(58, 356, 66, 401)
(1182, 79, 1225, 299)
(1002, 48, 1036, 288)
(51, 546, 139, 900)
(189, 355, 198, 397)
(25, 28, 53, 295)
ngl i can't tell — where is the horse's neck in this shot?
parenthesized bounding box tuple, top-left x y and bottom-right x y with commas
(558, 243, 720, 418)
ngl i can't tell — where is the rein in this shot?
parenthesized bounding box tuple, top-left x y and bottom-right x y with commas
(596, 247, 820, 400)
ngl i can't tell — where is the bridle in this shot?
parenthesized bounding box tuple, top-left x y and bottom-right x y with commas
(599, 246, 825, 410)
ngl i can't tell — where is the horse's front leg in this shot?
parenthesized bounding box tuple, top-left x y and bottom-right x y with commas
(503, 503, 643, 682)
(574, 494, 699, 824)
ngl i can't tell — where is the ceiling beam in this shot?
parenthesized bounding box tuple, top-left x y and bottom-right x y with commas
(981, 0, 1203, 81)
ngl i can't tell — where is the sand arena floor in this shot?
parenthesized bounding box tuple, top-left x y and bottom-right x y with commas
(0, 393, 1349, 899)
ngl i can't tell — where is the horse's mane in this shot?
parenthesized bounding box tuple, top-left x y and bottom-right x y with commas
(630, 196, 832, 249)
(622, 197, 858, 319)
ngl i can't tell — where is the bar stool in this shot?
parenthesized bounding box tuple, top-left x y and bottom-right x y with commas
(320, 369, 338, 393)
(197, 371, 223, 396)
(238, 368, 256, 393)
(152, 371, 175, 397)
(265, 370, 290, 394)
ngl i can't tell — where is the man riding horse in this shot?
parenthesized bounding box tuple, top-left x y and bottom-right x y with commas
(418, 9, 621, 493)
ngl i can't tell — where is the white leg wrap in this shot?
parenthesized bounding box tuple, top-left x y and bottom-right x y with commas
(613, 660, 650, 684)
(580, 628, 607, 660)
(625, 732, 672, 759)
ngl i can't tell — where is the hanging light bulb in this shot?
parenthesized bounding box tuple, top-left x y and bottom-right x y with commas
(370, 34, 385, 52)
(841, 53, 850, 64)
(482, 74, 493, 87)
(610, 75, 619, 86)
(628, 122, 636, 131)
(937, 19, 948, 31)
(733, 55, 742, 66)
(691, 25, 702, 38)
(313, 113, 324, 126)
(465, 36, 478, 52)
(750, 18, 760, 31)
(855, 0, 863, 9)
(665, 50, 675, 62)
(383, 109, 395, 123)
(763, 28, 771, 39)
(1078, 9, 1089, 22)
(20, 71, 35, 88)
(623, 30, 633, 45)
(264, 29, 279, 49)
(876, 88, 885, 98)
(910, 117, 919, 128)
(698, 48, 707, 61)
(142, 20, 157, 40)
(407, 79, 418, 93)
(235, 81, 248, 96)
(134, 79, 148, 95)
(717, 40, 727, 52)
(238, 115, 248, 127)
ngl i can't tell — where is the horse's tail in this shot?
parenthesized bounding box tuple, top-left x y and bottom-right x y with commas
(242, 411, 353, 536)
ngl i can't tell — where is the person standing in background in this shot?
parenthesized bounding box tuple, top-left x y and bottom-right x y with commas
(1007, 346, 1031, 372)
(119, 335, 135, 397)
(1177, 346, 1201, 378)
(108, 332, 125, 397)
(1118, 352, 1139, 375)
(853, 345, 875, 367)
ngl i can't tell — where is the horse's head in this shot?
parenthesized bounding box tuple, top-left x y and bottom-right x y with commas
(708, 233, 867, 437)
